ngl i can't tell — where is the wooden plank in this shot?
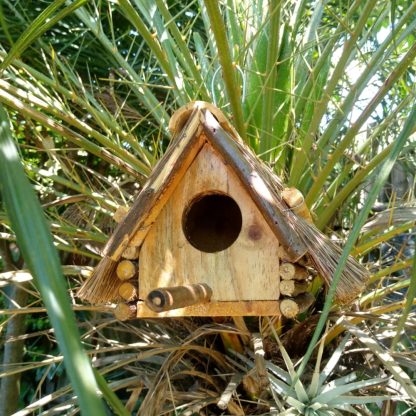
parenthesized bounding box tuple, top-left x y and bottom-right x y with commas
(103, 107, 205, 260)
(139, 143, 280, 302)
(201, 110, 308, 261)
(136, 301, 281, 317)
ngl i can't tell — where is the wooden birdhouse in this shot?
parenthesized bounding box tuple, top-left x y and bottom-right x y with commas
(78, 102, 368, 319)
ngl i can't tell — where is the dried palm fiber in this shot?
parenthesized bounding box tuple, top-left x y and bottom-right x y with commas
(77, 256, 123, 303)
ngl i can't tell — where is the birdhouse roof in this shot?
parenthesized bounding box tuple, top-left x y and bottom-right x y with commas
(78, 102, 368, 305)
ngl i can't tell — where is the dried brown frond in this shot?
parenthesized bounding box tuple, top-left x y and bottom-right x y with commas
(77, 256, 122, 303)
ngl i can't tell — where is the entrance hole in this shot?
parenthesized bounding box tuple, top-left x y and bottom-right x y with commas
(182, 193, 242, 253)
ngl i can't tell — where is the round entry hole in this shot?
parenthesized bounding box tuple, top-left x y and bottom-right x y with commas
(182, 193, 242, 253)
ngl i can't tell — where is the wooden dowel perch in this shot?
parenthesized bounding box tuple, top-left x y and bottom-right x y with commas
(146, 283, 213, 312)
(116, 260, 136, 281)
(114, 302, 137, 321)
(118, 282, 138, 301)
(279, 292, 315, 319)
(279, 280, 309, 297)
(282, 187, 313, 223)
(280, 263, 309, 281)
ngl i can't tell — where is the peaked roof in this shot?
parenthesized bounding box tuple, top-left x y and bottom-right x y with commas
(78, 102, 368, 304)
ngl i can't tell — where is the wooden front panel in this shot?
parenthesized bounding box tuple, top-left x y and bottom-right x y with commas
(139, 142, 280, 301)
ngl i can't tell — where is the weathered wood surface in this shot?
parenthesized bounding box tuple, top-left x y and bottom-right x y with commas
(146, 283, 212, 312)
(201, 110, 308, 261)
(136, 300, 282, 317)
(139, 142, 281, 301)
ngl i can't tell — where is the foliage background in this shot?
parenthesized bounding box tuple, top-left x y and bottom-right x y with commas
(0, 0, 415, 414)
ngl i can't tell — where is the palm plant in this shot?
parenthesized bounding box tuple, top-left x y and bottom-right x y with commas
(0, 0, 416, 414)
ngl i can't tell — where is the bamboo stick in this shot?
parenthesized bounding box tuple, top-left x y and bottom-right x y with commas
(146, 283, 212, 312)
(279, 280, 309, 297)
(114, 302, 137, 321)
(118, 282, 138, 301)
(280, 263, 309, 280)
(116, 260, 136, 281)
(279, 293, 315, 318)
(282, 187, 313, 223)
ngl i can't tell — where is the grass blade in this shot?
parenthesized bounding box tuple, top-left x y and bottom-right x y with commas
(0, 105, 107, 414)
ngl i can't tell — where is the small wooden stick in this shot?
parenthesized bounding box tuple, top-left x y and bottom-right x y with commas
(282, 187, 313, 223)
(217, 373, 243, 410)
(252, 333, 269, 388)
(146, 283, 213, 312)
(118, 282, 138, 301)
(280, 263, 295, 280)
(279, 280, 309, 297)
(122, 245, 140, 260)
(113, 206, 129, 223)
(279, 293, 315, 319)
(280, 263, 309, 281)
(114, 302, 137, 320)
(116, 260, 136, 281)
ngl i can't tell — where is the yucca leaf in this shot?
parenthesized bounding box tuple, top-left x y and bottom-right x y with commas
(345, 321, 416, 401)
(259, 0, 281, 160)
(204, 0, 246, 140)
(0, 105, 107, 413)
(0, 0, 85, 71)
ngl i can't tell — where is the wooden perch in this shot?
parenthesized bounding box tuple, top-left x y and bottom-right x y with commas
(282, 187, 313, 223)
(116, 260, 136, 281)
(118, 282, 138, 301)
(279, 263, 309, 280)
(114, 302, 137, 321)
(279, 280, 309, 297)
(279, 292, 315, 319)
(146, 283, 213, 312)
